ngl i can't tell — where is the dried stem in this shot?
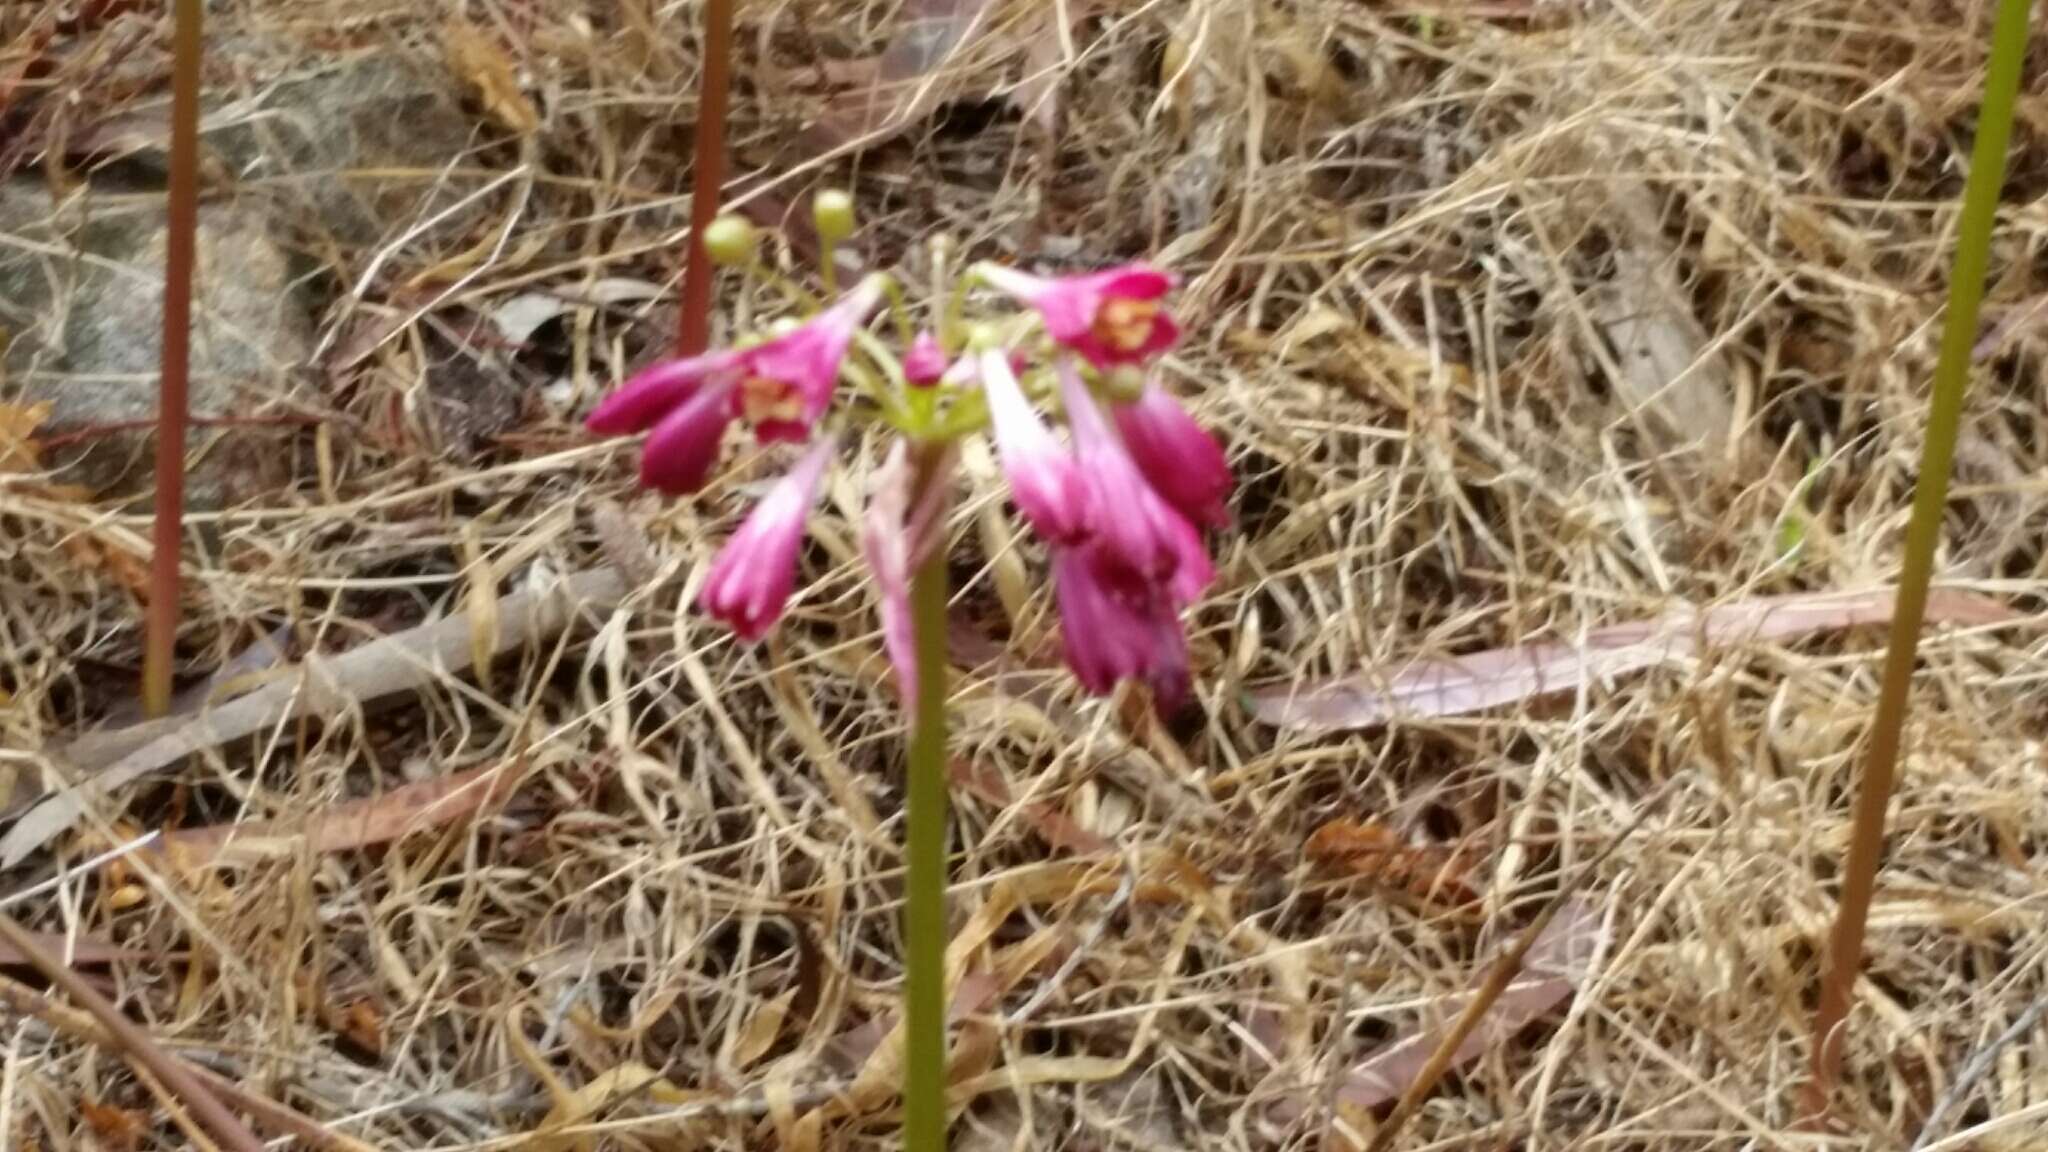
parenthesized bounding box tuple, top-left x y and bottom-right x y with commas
(675, 0, 733, 356)
(142, 0, 203, 717)
(1805, 0, 2033, 1115)
(0, 915, 264, 1152)
(903, 443, 953, 1152)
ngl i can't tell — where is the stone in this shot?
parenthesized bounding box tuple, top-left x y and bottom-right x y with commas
(0, 179, 313, 500)
(201, 50, 482, 247)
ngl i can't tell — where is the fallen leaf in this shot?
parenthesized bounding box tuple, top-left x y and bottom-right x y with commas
(1305, 819, 1478, 909)
(1590, 186, 1735, 454)
(159, 763, 519, 866)
(443, 19, 540, 135)
(0, 568, 624, 867)
(1270, 897, 1606, 1125)
(1248, 587, 2015, 733)
(79, 1099, 148, 1152)
(1338, 898, 1605, 1111)
(0, 400, 51, 473)
(489, 278, 666, 346)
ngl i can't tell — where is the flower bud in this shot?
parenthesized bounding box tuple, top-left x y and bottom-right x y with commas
(703, 215, 756, 265)
(813, 189, 857, 244)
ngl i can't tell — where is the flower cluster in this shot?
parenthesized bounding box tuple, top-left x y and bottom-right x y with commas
(585, 202, 1231, 712)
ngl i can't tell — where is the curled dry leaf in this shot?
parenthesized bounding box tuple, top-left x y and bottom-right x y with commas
(159, 763, 520, 867)
(1249, 587, 2016, 733)
(1304, 818, 1479, 910)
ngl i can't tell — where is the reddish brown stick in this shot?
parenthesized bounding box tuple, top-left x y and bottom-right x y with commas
(675, 0, 733, 356)
(0, 916, 263, 1152)
(142, 0, 203, 717)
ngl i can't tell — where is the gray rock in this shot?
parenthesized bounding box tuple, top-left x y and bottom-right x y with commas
(0, 180, 312, 500)
(201, 51, 482, 247)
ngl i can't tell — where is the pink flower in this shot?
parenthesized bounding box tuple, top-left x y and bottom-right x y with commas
(733, 276, 884, 442)
(980, 263, 1180, 369)
(1052, 546, 1192, 712)
(698, 437, 836, 640)
(1112, 381, 1231, 528)
(903, 331, 947, 387)
(1058, 362, 1186, 589)
(982, 348, 1094, 544)
(585, 279, 881, 491)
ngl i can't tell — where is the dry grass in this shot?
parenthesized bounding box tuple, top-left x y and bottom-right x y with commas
(3, 0, 2048, 1148)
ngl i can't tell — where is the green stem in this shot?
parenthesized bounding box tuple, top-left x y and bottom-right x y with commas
(903, 448, 952, 1152)
(1806, 0, 2032, 1117)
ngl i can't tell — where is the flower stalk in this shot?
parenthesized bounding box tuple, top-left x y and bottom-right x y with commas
(902, 442, 953, 1152)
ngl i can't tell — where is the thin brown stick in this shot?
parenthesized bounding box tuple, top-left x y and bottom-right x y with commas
(0, 915, 264, 1152)
(1361, 785, 1668, 1152)
(142, 0, 204, 717)
(674, 0, 733, 356)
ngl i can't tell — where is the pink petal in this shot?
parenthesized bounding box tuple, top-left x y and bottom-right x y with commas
(982, 349, 1094, 544)
(639, 381, 737, 494)
(1113, 381, 1231, 527)
(1057, 362, 1181, 589)
(587, 350, 739, 435)
(736, 278, 885, 441)
(698, 438, 837, 639)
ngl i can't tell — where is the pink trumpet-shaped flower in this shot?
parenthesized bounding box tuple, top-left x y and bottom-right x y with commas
(982, 348, 1094, 544)
(698, 438, 836, 640)
(1058, 362, 1187, 589)
(734, 276, 885, 442)
(1052, 546, 1192, 713)
(903, 331, 947, 387)
(585, 279, 882, 491)
(980, 263, 1180, 369)
(1112, 381, 1232, 528)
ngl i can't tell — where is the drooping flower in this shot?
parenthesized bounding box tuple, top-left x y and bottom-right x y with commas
(979, 263, 1180, 369)
(903, 331, 947, 387)
(1112, 381, 1232, 528)
(698, 437, 836, 640)
(982, 348, 1094, 544)
(1057, 362, 1187, 589)
(1052, 546, 1192, 712)
(732, 276, 885, 442)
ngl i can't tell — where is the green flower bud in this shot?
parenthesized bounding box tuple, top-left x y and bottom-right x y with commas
(703, 215, 756, 265)
(813, 189, 857, 244)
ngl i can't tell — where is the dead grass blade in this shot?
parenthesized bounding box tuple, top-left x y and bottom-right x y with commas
(1248, 588, 2016, 732)
(0, 930, 149, 969)
(0, 567, 624, 867)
